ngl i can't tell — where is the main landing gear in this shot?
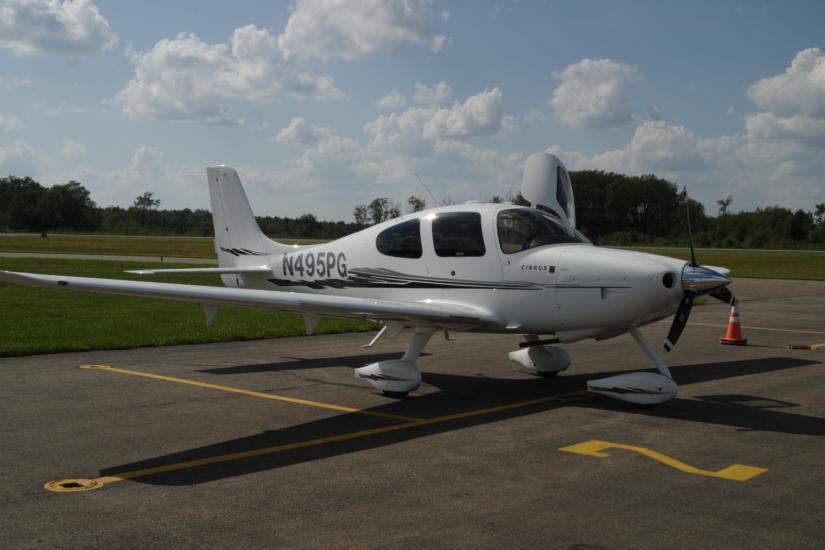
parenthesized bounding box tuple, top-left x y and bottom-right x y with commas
(354, 328, 434, 397)
(586, 327, 677, 407)
(508, 335, 571, 377)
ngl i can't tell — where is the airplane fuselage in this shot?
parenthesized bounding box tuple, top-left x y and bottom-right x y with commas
(222, 203, 687, 342)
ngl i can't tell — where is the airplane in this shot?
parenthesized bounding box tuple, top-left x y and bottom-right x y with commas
(0, 153, 736, 406)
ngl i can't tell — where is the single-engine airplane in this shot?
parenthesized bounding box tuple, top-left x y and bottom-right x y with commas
(0, 153, 736, 406)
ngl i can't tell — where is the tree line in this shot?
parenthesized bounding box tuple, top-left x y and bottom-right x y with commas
(0, 177, 361, 239)
(1, 173, 823, 248)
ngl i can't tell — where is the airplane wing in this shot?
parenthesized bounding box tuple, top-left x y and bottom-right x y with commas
(0, 271, 500, 329)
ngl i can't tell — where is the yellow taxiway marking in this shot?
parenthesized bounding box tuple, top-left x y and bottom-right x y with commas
(788, 342, 825, 350)
(679, 321, 825, 336)
(559, 439, 767, 482)
(78, 364, 420, 422)
(46, 389, 589, 492)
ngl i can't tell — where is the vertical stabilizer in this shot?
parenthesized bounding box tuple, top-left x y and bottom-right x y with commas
(207, 166, 284, 266)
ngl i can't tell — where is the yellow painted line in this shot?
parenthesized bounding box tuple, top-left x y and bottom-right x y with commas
(788, 342, 825, 350)
(559, 439, 767, 482)
(661, 320, 825, 336)
(78, 364, 419, 422)
(47, 389, 589, 492)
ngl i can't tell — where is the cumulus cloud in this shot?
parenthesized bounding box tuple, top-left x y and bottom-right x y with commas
(597, 121, 703, 171)
(117, 27, 346, 124)
(546, 49, 825, 212)
(62, 137, 86, 160)
(32, 104, 93, 117)
(0, 140, 37, 175)
(747, 48, 825, 118)
(274, 117, 333, 144)
(278, 0, 448, 61)
(377, 89, 407, 109)
(365, 87, 511, 153)
(550, 58, 637, 128)
(413, 81, 452, 105)
(0, 0, 117, 57)
(0, 115, 23, 132)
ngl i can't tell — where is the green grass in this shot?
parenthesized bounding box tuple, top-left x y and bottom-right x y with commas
(0, 257, 377, 357)
(0, 234, 327, 258)
(620, 247, 825, 281)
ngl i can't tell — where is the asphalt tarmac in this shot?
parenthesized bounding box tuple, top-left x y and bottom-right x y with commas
(1, 278, 823, 549)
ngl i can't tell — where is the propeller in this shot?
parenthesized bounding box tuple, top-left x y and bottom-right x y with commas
(662, 191, 736, 353)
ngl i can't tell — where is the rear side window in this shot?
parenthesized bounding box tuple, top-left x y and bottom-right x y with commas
(376, 219, 422, 258)
(432, 212, 485, 257)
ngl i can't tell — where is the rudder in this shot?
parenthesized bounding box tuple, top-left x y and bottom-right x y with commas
(207, 166, 285, 266)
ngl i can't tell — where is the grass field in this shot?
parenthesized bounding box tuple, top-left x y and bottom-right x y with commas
(623, 247, 825, 281)
(0, 257, 377, 357)
(0, 234, 325, 258)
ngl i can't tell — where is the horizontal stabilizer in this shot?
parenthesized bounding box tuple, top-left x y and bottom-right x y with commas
(125, 266, 271, 276)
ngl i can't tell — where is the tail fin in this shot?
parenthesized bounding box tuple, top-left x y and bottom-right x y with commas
(207, 166, 287, 266)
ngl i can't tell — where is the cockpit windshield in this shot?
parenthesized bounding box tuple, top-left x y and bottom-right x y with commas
(497, 208, 590, 254)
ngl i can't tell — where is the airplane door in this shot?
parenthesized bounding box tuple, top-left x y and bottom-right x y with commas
(496, 210, 562, 331)
(421, 211, 503, 287)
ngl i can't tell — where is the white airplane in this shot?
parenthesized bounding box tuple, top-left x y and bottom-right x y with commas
(0, 153, 735, 406)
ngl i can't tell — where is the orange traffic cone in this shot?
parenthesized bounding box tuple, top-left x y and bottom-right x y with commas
(720, 300, 748, 346)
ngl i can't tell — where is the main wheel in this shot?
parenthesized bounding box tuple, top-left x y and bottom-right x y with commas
(382, 390, 410, 399)
(534, 371, 560, 378)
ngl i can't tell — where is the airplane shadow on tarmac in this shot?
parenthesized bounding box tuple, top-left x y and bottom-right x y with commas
(100, 356, 821, 486)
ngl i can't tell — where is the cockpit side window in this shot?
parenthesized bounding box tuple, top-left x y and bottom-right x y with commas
(376, 219, 422, 258)
(432, 212, 486, 257)
(497, 208, 589, 254)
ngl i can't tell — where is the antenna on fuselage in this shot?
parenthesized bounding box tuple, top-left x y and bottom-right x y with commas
(414, 173, 438, 206)
(683, 186, 698, 267)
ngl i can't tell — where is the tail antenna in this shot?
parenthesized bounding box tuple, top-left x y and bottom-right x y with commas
(414, 173, 438, 206)
(684, 186, 698, 267)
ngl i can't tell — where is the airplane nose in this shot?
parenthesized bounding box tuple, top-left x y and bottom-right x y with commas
(681, 265, 731, 294)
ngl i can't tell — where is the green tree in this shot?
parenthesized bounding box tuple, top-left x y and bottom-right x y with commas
(133, 191, 160, 210)
(353, 204, 368, 225)
(717, 195, 733, 216)
(367, 198, 400, 224)
(407, 195, 426, 213)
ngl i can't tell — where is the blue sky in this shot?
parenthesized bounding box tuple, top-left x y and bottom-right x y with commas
(1, 0, 824, 221)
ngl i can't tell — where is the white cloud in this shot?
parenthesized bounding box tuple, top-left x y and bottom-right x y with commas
(744, 112, 825, 146)
(33, 104, 93, 117)
(550, 58, 637, 128)
(377, 89, 407, 109)
(0, 75, 34, 89)
(0, 140, 37, 175)
(274, 117, 332, 144)
(747, 48, 825, 118)
(278, 0, 448, 62)
(117, 27, 346, 124)
(546, 48, 825, 214)
(62, 137, 86, 160)
(524, 109, 551, 126)
(365, 87, 511, 152)
(600, 121, 702, 171)
(0, 0, 117, 57)
(413, 81, 452, 105)
(0, 115, 23, 132)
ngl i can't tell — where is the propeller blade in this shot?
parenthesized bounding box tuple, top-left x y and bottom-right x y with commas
(709, 286, 735, 305)
(663, 293, 694, 353)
